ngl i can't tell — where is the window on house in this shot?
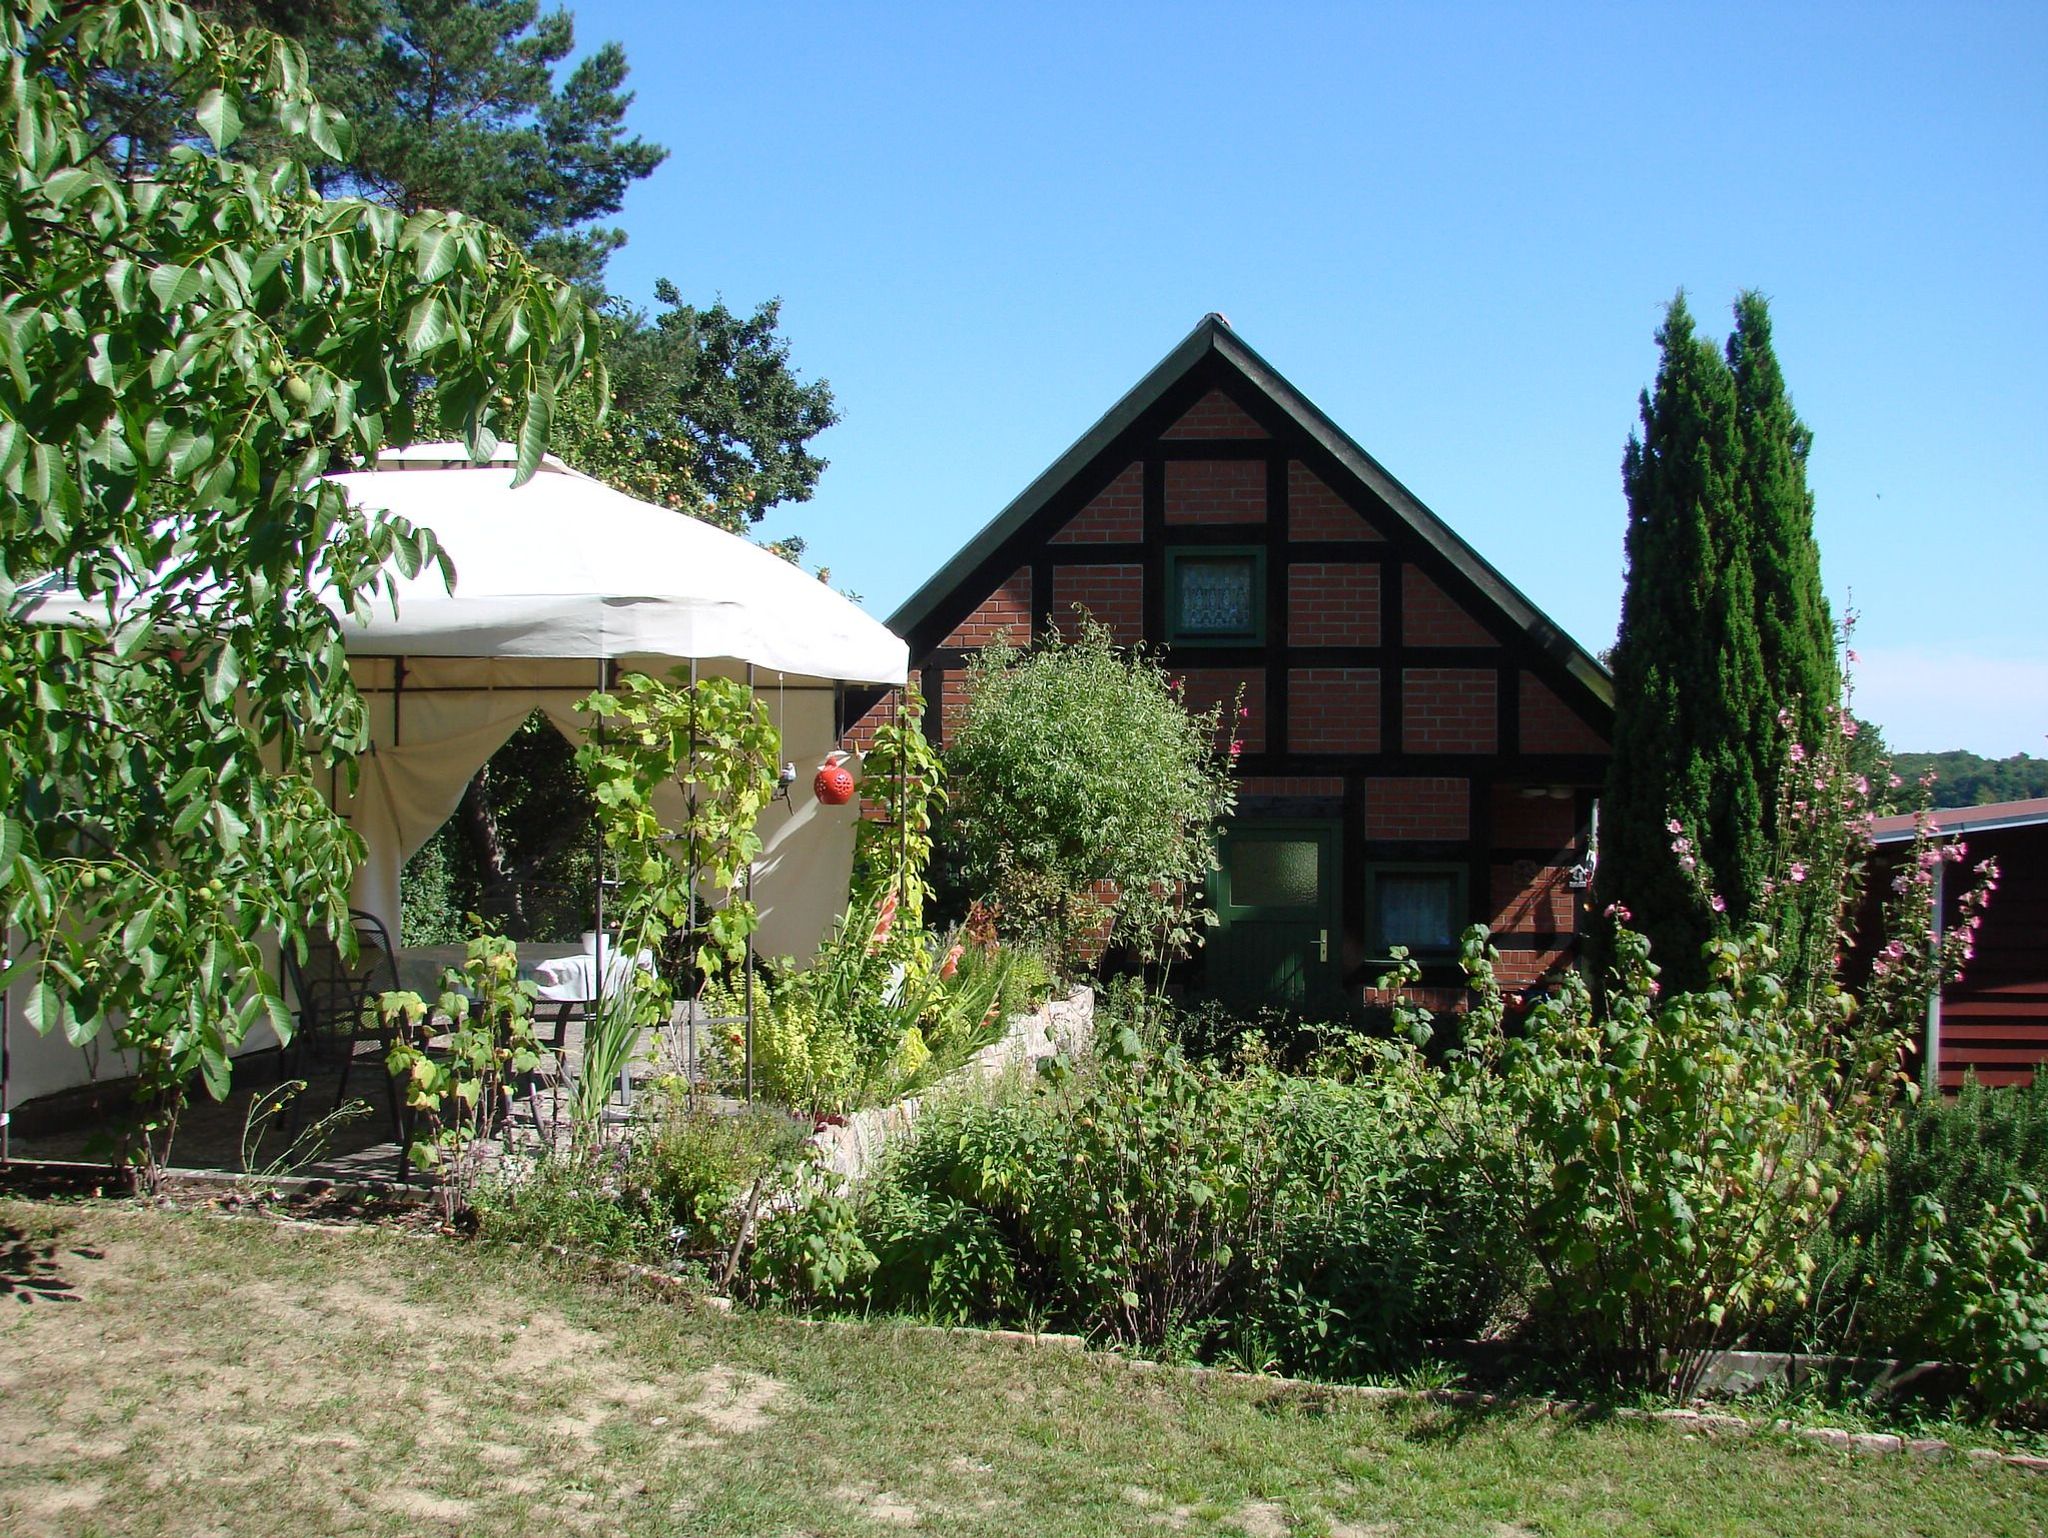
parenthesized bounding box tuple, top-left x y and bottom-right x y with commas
(1167, 548, 1264, 644)
(1365, 864, 1466, 956)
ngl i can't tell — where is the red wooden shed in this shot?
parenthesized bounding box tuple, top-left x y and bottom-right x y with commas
(1869, 798, 2048, 1088)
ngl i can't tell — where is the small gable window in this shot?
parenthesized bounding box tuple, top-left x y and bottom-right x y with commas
(1167, 548, 1264, 644)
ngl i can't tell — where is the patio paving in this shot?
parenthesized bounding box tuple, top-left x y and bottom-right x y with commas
(6, 1014, 731, 1185)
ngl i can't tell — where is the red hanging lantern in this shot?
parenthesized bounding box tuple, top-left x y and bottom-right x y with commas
(813, 750, 856, 806)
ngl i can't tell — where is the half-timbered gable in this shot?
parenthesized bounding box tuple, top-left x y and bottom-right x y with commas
(856, 315, 1614, 1011)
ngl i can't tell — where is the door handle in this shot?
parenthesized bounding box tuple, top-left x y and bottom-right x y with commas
(1317, 928, 1328, 963)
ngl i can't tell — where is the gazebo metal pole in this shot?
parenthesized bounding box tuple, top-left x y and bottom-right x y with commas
(744, 864, 755, 1105)
(2, 935, 11, 1164)
(591, 653, 605, 1113)
(896, 686, 908, 908)
(744, 665, 755, 1105)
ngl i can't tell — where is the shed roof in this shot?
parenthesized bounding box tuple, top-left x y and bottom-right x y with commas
(887, 313, 1612, 707)
(1869, 796, 2048, 844)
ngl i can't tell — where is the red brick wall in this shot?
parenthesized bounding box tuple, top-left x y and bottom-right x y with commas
(1173, 668, 1266, 753)
(1162, 390, 1268, 439)
(1287, 562, 1380, 646)
(1489, 864, 1577, 933)
(1491, 785, 1580, 849)
(1051, 462, 1143, 544)
(1050, 563, 1142, 645)
(940, 567, 1032, 649)
(1364, 777, 1469, 840)
(1520, 672, 1609, 754)
(1165, 460, 1266, 524)
(1492, 948, 1570, 991)
(1402, 566, 1496, 647)
(937, 666, 970, 746)
(1403, 668, 1497, 753)
(1287, 667, 1381, 753)
(1288, 462, 1380, 540)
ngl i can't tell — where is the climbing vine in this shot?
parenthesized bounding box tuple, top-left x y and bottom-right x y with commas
(852, 685, 946, 930)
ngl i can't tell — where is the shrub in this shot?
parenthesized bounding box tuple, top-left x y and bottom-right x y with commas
(474, 1091, 799, 1270)
(1397, 922, 1910, 1400)
(1791, 1076, 2048, 1358)
(707, 893, 1041, 1115)
(1916, 1181, 2048, 1423)
(942, 619, 1238, 974)
(852, 1021, 1511, 1373)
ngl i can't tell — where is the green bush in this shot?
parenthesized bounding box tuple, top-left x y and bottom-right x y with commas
(942, 620, 1238, 973)
(1789, 1076, 2048, 1359)
(705, 895, 1044, 1116)
(849, 1023, 1511, 1374)
(474, 1091, 799, 1270)
(1398, 922, 1911, 1400)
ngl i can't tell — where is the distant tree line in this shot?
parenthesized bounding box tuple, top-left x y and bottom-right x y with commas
(1890, 750, 2048, 810)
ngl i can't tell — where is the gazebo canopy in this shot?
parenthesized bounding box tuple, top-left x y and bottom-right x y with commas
(7, 444, 909, 1106)
(336, 444, 905, 682)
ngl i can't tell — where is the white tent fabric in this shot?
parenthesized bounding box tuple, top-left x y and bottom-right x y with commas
(7, 445, 905, 1105)
(333, 448, 904, 682)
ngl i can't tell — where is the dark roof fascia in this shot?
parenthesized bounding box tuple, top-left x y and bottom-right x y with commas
(888, 315, 1614, 710)
(888, 317, 1222, 649)
(1209, 324, 1613, 710)
(1869, 797, 2048, 845)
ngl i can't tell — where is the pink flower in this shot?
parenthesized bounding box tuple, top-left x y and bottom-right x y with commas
(1842, 717, 1859, 738)
(939, 944, 964, 979)
(1604, 902, 1631, 922)
(1238, 706, 1251, 720)
(1789, 862, 1808, 884)
(1846, 648, 1860, 664)
(1228, 740, 1243, 760)
(1667, 818, 1684, 835)
(1789, 743, 1807, 763)
(1677, 855, 1697, 873)
(1710, 895, 1726, 914)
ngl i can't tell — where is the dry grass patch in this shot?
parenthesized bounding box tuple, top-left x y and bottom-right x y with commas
(1, 1197, 2043, 1537)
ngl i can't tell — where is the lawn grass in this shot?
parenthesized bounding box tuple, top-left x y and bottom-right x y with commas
(1, 1197, 2042, 1537)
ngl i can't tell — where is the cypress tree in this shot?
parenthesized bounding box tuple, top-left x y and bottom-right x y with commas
(1598, 295, 1770, 989)
(1727, 291, 1840, 753)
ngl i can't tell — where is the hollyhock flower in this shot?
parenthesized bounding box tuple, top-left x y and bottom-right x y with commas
(1846, 648, 1860, 664)
(1842, 718, 1859, 738)
(1789, 743, 1807, 763)
(1228, 740, 1244, 760)
(1604, 902, 1631, 922)
(1710, 895, 1726, 913)
(1789, 862, 1808, 884)
(1677, 854, 1697, 873)
(1667, 818, 1684, 834)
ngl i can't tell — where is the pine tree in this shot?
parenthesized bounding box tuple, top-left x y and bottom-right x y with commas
(304, 0, 668, 287)
(1599, 295, 1769, 990)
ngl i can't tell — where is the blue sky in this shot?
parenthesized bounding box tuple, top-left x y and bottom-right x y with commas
(571, 1, 2046, 756)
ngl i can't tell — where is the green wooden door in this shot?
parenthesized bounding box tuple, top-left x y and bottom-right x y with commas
(1208, 821, 1342, 1012)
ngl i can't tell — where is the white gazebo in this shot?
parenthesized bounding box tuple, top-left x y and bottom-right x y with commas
(7, 444, 909, 1106)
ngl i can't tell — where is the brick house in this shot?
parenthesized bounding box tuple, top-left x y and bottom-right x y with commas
(852, 315, 1613, 1012)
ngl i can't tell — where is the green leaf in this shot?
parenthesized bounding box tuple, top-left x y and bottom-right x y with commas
(513, 388, 552, 486)
(195, 88, 242, 150)
(148, 263, 204, 309)
(402, 296, 452, 357)
(205, 643, 242, 706)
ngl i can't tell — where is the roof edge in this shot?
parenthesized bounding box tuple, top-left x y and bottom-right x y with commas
(891, 315, 1613, 706)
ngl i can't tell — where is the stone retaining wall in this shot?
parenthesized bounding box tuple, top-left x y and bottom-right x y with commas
(806, 985, 1094, 1185)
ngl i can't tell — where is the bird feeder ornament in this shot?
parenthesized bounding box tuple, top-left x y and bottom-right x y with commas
(814, 750, 856, 806)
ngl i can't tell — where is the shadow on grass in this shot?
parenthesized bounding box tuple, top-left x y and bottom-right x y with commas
(1, 1222, 92, 1304)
